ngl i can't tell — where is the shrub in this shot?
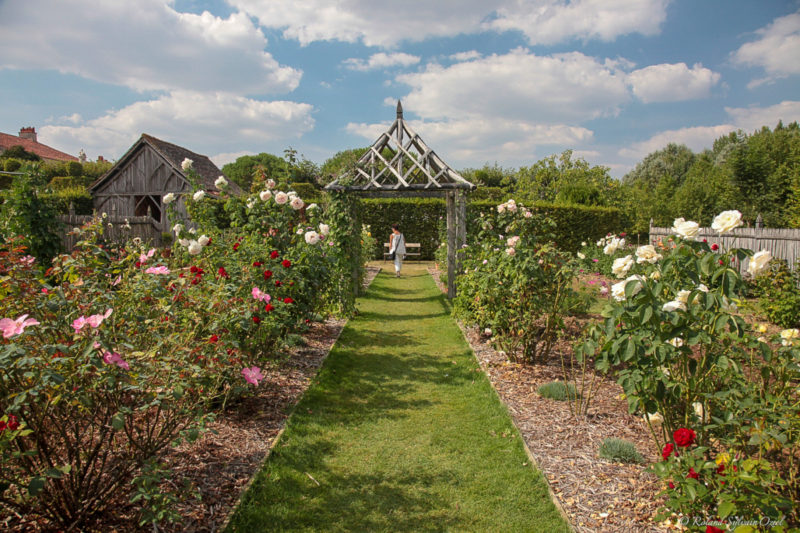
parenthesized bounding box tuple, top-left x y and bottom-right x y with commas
(537, 381, 578, 401)
(66, 161, 83, 177)
(0, 170, 62, 263)
(4, 159, 22, 172)
(288, 182, 321, 202)
(468, 187, 507, 202)
(40, 186, 93, 215)
(48, 176, 91, 190)
(751, 258, 800, 327)
(598, 438, 644, 464)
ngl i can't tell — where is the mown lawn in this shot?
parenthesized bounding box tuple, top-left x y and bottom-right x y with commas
(225, 263, 571, 532)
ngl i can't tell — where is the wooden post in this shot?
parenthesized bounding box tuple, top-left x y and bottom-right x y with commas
(352, 198, 361, 297)
(396, 101, 404, 179)
(446, 190, 456, 299)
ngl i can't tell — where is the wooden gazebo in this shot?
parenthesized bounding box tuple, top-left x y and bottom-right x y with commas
(326, 101, 475, 297)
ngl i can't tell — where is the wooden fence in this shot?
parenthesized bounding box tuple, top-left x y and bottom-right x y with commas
(649, 219, 800, 272)
(58, 213, 163, 252)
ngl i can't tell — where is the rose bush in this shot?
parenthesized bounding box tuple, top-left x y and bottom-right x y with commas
(576, 211, 798, 528)
(455, 199, 579, 363)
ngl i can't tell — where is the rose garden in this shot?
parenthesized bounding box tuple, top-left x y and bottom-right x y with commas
(1, 152, 799, 531)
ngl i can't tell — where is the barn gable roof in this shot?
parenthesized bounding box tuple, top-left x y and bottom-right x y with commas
(90, 134, 242, 196)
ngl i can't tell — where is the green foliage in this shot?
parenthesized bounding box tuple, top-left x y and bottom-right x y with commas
(360, 198, 444, 260)
(0, 174, 13, 189)
(222, 152, 287, 192)
(282, 147, 319, 185)
(0, 168, 62, 263)
(324, 192, 363, 316)
(514, 150, 618, 207)
(597, 438, 644, 464)
(1, 145, 41, 161)
(459, 163, 513, 187)
(468, 187, 507, 202)
(576, 228, 799, 526)
(319, 147, 369, 185)
(4, 159, 22, 172)
(537, 381, 577, 401)
(48, 176, 91, 190)
(455, 201, 578, 364)
(66, 161, 83, 177)
(80, 159, 113, 180)
(751, 259, 800, 327)
(39, 186, 93, 215)
(288, 182, 321, 202)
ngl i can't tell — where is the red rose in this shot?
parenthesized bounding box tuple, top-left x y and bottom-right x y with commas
(620, 232, 626, 237)
(687, 467, 699, 480)
(253, 261, 262, 267)
(263, 270, 272, 279)
(209, 334, 219, 343)
(289, 281, 294, 286)
(661, 443, 676, 461)
(233, 242, 240, 251)
(252, 316, 261, 324)
(284, 297, 294, 304)
(218, 267, 229, 278)
(707, 527, 724, 533)
(719, 259, 724, 265)
(0, 421, 6, 432)
(711, 243, 719, 251)
(135, 261, 142, 268)
(716, 463, 725, 475)
(282, 259, 291, 268)
(270, 250, 279, 259)
(7, 415, 19, 430)
(673, 428, 696, 447)
(275, 280, 282, 287)
(264, 303, 274, 313)
(191, 277, 200, 285)
(667, 481, 675, 489)
(190, 266, 199, 273)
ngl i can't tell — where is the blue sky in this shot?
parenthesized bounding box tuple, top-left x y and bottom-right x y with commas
(1, 0, 799, 177)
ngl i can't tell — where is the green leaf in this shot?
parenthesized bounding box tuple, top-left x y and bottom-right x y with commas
(718, 500, 735, 519)
(44, 468, 64, 479)
(28, 477, 45, 496)
(111, 413, 125, 431)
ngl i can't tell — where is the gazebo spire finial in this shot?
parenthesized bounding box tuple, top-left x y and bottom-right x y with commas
(396, 100, 403, 119)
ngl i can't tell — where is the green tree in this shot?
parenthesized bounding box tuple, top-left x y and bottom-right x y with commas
(460, 163, 514, 188)
(672, 151, 737, 226)
(515, 150, 616, 206)
(319, 147, 369, 185)
(622, 143, 696, 189)
(282, 147, 319, 185)
(222, 152, 287, 192)
(1, 145, 41, 161)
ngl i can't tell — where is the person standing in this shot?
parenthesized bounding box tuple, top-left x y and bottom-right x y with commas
(389, 224, 406, 277)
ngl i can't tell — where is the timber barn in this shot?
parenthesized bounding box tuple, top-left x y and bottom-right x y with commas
(89, 134, 241, 232)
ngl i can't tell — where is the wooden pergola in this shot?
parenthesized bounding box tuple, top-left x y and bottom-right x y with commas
(325, 101, 475, 298)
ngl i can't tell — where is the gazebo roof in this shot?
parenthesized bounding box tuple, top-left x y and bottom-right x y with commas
(325, 101, 474, 195)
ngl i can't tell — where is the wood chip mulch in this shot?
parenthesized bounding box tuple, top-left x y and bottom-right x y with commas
(4, 267, 381, 533)
(428, 265, 670, 533)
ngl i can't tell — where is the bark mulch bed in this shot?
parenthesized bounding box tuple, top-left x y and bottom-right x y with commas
(428, 265, 670, 533)
(5, 268, 381, 533)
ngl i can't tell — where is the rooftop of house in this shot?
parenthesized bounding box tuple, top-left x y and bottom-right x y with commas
(0, 127, 78, 162)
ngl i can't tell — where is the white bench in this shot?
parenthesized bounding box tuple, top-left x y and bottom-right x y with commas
(383, 242, 421, 261)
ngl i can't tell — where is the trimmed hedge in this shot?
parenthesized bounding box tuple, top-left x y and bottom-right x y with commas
(359, 197, 625, 259)
(467, 187, 508, 202)
(289, 182, 322, 202)
(40, 186, 93, 215)
(49, 176, 92, 190)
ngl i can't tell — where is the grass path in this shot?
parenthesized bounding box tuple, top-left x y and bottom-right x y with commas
(225, 264, 571, 532)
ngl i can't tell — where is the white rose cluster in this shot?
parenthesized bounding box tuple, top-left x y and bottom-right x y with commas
(635, 244, 662, 264)
(304, 230, 320, 245)
(603, 236, 625, 255)
(611, 255, 634, 278)
(496, 199, 518, 213)
(214, 176, 228, 189)
(163, 192, 176, 204)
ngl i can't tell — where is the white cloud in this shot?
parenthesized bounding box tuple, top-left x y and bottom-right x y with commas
(211, 150, 254, 168)
(38, 91, 314, 161)
(486, 0, 670, 45)
(450, 51, 482, 62)
(346, 118, 593, 165)
(0, 0, 300, 94)
(725, 100, 800, 132)
(343, 53, 421, 71)
(627, 63, 720, 103)
(396, 49, 629, 123)
(229, 0, 669, 47)
(732, 12, 800, 82)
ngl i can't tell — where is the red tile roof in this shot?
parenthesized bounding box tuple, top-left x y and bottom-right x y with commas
(0, 132, 78, 162)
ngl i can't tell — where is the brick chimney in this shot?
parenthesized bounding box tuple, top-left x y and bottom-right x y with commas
(19, 127, 37, 143)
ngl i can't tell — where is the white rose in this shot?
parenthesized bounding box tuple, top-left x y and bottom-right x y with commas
(181, 158, 193, 171)
(780, 328, 799, 346)
(506, 236, 520, 247)
(172, 223, 183, 235)
(497, 204, 506, 213)
(577, 252, 586, 259)
(214, 176, 228, 189)
(259, 190, 272, 202)
(662, 300, 686, 312)
(692, 402, 705, 420)
(266, 179, 276, 189)
(163, 192, 176, 204)
(635, 244, 662, 264)
(505, 247, 516, 256)
(711, 210, 743, 234)
(192, 190, 205, 201)
(603, 237, 625, 255)
(297, 228, 304, 235)
(672, 217, 700, 239)
(319, 223, 330, 236)
(644, 412, 663, 424)
(197, 235, 210, 246)
(611, 255, 634, 278)
(246, 199, 256, 210)
(697, 283, 709, 293)
(304, 231, 320, 245)
(676, 290, 691, 304)
(275, 192, 289, 205)
(187, 240, 202, 255)
(611, 276, 643, 301)
(288, 190, 297, 198)
(188, 227, 196, 234)
(290, 196, 305, 210)
(747, 250, 771, 276)
(178, 238, 190, 247)
(581, 241, 587, 247)
(307, 203, 318, 211)
(649, 270, 661, 280)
